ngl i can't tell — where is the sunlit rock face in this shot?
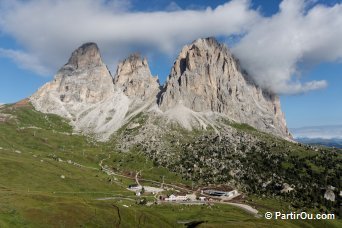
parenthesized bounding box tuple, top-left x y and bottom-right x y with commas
(159, 38, 289, 138)
(31, 38, 290, 140)
(114, 53, 160, 102)
(30, 43, 126, 140)
(32, 42, 115, 106)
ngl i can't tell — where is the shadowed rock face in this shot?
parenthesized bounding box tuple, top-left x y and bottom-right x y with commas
(159, 38, 289, 138)
(67, 42, 103, 69)
(30, 38, 290, 140)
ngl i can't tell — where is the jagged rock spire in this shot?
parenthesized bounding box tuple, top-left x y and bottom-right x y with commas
(114, 53, 160, 100)
(31, 42, 114, 107)
(66, 42, 103, 69)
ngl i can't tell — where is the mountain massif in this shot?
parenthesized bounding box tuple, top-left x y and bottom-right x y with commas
(30, 38, 290, 141)
(1, 38, 340, 226)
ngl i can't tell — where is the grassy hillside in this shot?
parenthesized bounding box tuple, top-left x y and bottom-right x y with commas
(115, 113, 341, 217)
(0, 102, 341, 227)
(144, 120, 341, 215)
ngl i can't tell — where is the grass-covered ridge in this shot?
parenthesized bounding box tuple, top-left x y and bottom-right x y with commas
(0, 103, 255, 227)
(0, 102, 341, 227)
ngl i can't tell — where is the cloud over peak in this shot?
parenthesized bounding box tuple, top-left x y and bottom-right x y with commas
(0, 0, 341, 95)
(233, 0, 342, 94)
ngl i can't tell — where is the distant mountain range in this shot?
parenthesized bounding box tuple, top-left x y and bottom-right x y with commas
(291, 125, 342, 148)
(295, 137, 342, 148)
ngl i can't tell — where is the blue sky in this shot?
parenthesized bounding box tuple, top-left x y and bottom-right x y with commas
(0, 0, 341, 129)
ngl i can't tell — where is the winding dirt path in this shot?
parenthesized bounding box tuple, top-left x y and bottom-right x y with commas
(223, 202, 258, 215)
(135, 170, 142, 186)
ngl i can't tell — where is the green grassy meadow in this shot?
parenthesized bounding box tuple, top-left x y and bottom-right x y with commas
(0, 103, 340, 227)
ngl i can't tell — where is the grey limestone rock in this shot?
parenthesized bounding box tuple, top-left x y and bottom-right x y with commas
(32, 42, 114, 107)
(30, 38, 290, 140)
(159, 38, 290, 138)
(30, 43, 127, 140)
(114, 53, 160, 101)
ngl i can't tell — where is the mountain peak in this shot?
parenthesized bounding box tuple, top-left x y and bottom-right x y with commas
(31, 41, 114, 106)
(186, 37, 228, 57)
(192, 37, 223, 49)
(159, 37, 289, 138)
(115, 53, 148, 76)
(66, 42, 103, 69)
(114, 54, 159, 100)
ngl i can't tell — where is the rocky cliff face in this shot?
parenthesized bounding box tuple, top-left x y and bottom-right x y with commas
(159, 38, 289, 138)
(30, 43, 127, 140)
(30, 38, 290, 140)
(30, 43, 115, 116)
(114, 53, 160, 101)
(30, 43, 160, 141)
(67, 42, 103, 69)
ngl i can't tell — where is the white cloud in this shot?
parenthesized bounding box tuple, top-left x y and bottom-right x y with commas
(232, 0, 342, 94)
(0, 0, 341, 94)
(291, 125, 342, 139)
(0, 48, 49, 75)
(0, 0, 258, 75)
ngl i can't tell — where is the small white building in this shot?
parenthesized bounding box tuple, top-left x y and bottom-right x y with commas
(199, 197, 206, 201)
(176, 195, 188, 201)
(165, 194, 176, 201)
(165, 194, 188, 201)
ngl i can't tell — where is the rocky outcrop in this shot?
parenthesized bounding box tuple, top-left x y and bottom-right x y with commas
(31, 43, 114, 109)
(159, 38, 290, 138)
(281, 183, 294, 193)
(30, 43, 129, 140)
(67, 42, 103, 69)
(324, 186, 336, 202)
(114, 54, 160, 101)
